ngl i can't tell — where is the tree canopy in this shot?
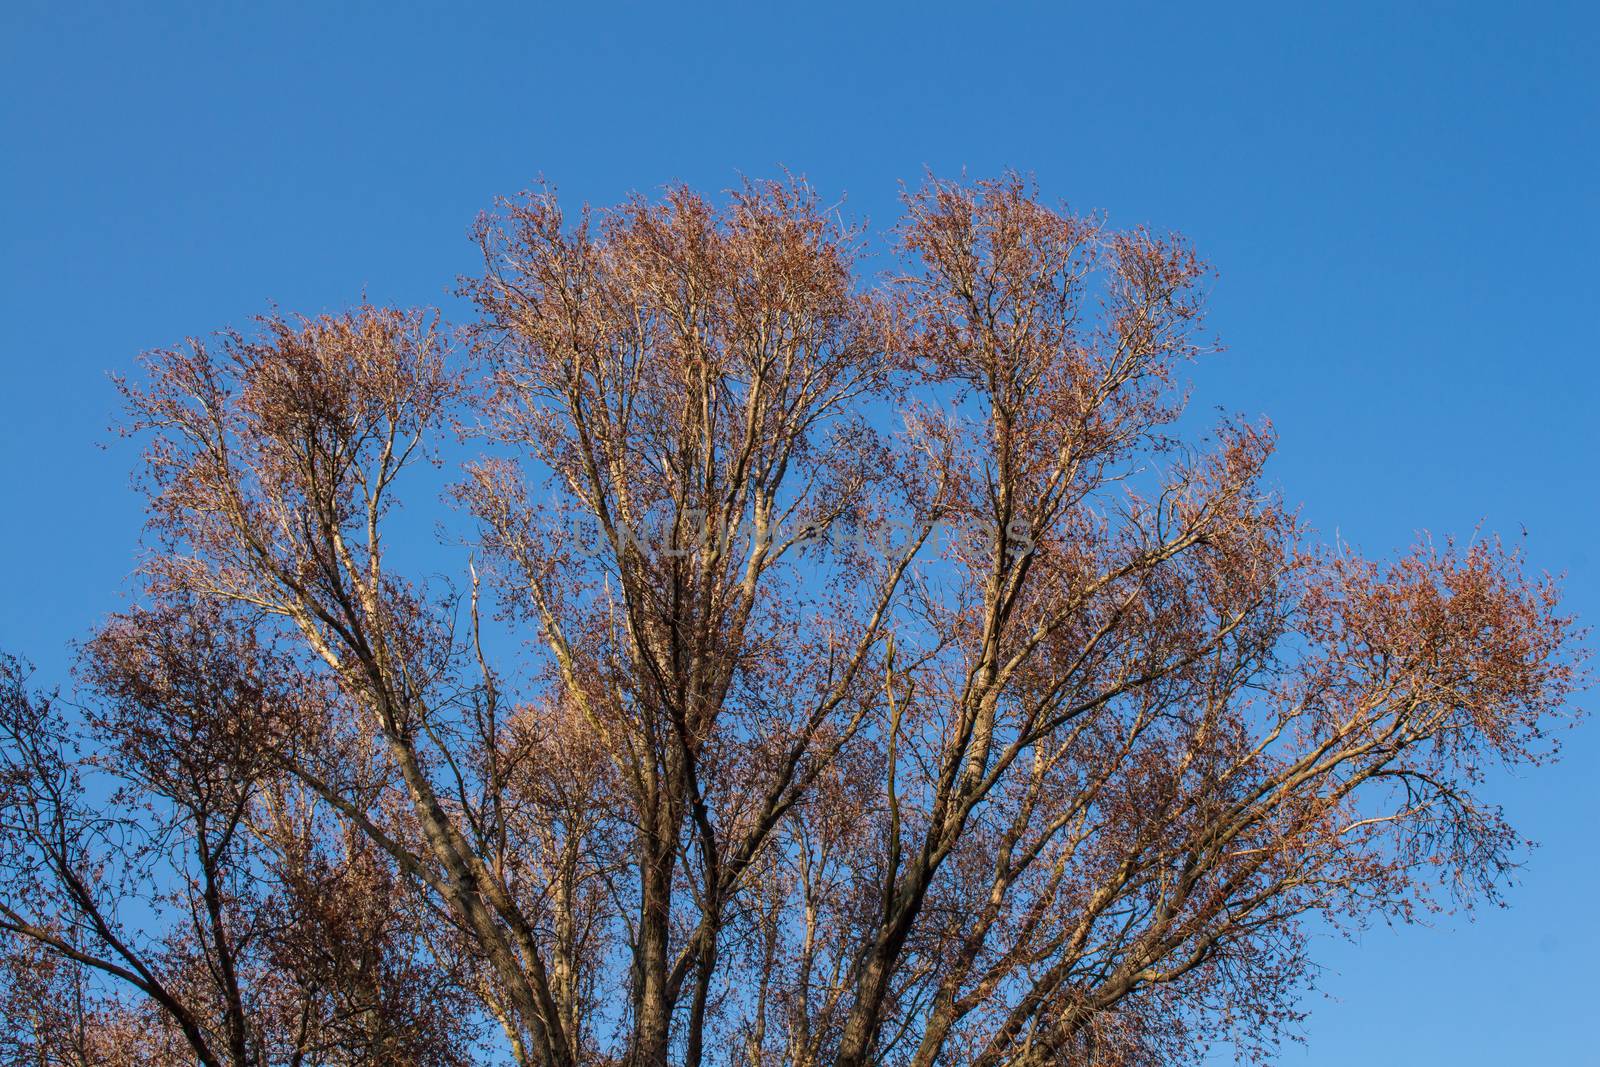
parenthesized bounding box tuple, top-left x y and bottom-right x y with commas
(0, 174, 1585, 1067)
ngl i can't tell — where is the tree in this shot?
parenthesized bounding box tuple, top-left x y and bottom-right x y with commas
(0, 602, 479, 1067)
(0, 174, 1585, 1067)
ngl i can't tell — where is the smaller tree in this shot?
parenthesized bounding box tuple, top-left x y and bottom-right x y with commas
(0, 601, 480, 1067)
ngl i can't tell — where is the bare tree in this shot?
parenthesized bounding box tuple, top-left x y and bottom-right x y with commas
(0, 605, 478, 1066)
(0, 174, 1585, 1067)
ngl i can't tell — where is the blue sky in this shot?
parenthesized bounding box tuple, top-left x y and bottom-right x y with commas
(2, 2, 1596, 1061)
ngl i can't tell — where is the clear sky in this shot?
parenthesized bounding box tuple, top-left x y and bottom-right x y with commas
(2, 2, 1596, 1061)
